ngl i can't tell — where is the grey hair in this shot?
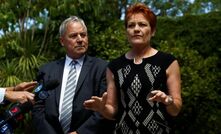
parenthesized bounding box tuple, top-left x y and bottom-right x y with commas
(59, 16, 87, 37)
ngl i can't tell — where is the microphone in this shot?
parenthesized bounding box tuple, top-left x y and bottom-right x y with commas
(29, 71, 45, 100)
(0, 102, 32, 128)
(35, 79, 60, 100)
(34, 72, 45, 82)
(0, 79, 59, 133)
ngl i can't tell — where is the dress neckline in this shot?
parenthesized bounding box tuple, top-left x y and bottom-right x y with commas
(124, 51, 159, 65)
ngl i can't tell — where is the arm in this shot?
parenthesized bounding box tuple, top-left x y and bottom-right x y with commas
(7, 81, 37, 92)
(103, 68, 118, 119)
(3, 81, 37, 103)
(165, 60, 182, 116)
(5, 91, 34, 103)
(84, 68, 118, 120)
(76, 62, 116, 134)
(148, 60, 182, 116)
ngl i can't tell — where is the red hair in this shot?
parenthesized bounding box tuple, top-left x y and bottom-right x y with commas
(125, 3, 157, 32)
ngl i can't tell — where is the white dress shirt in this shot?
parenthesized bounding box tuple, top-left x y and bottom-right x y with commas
(0, 88, 6, 103)
(59, 55, 84, 119)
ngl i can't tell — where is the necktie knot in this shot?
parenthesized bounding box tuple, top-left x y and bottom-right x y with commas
(70, 60, 77, 66)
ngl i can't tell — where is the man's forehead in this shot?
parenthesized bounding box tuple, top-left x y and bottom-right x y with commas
(67, 22, 86, 31)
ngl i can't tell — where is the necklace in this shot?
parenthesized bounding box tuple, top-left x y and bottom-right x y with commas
(133, 57, 143, 64)
(130, 47, 155, 64)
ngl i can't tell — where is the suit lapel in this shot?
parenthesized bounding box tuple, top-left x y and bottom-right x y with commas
(75, 55, 92, 94)
(55, 59, 65, 106)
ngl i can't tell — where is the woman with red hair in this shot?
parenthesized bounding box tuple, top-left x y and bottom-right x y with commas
(84, 3, 182, 134)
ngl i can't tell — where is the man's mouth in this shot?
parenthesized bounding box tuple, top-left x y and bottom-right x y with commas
(75, 45, 84, 48)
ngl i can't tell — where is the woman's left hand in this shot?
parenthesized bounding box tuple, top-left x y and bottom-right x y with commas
(148, 90, 173, 105)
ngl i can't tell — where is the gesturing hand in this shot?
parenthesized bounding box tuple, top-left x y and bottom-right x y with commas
(148, 90, 173, 106)
(84, 92, 107, 112)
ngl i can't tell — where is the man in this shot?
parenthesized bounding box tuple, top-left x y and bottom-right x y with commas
(32, 16, 115, 134)
(0, 81, 37, 104)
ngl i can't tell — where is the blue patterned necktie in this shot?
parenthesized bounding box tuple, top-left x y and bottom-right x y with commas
(60, 60, 77, 133)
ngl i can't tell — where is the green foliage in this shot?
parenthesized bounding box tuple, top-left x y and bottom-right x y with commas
(0, 60, 21, 86)
(155, 11, 221, 58)
(0, 45, 6, 58)
(0, 31, 48, 81)
(154, 12, 221, 132)
(158, 41, 221, 134)
(88, 20, 129, 61)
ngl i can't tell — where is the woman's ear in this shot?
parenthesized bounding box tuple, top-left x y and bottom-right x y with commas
(151, 29, 156, 37)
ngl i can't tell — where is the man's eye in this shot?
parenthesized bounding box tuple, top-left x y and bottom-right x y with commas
(80, 33, 87, 38)
(70, 34, 78, 39)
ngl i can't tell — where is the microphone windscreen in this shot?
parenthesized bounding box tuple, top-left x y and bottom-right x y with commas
(34, 72, 45, 82)
(44, 80, 60, 90)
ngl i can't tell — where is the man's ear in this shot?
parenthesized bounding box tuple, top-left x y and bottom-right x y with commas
(60, 37, 64, 46)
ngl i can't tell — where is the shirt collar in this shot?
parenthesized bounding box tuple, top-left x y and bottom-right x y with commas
(65, 55, 85, 66)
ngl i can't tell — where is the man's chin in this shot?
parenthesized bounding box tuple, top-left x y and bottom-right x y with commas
(74, 47, 85, 52)
(76, 50, 87, 56)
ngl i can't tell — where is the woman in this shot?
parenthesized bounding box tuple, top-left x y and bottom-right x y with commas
(84, 3, 182, 134)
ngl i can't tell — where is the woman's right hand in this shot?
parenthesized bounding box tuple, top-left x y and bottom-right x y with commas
(84, 92, 107, 112)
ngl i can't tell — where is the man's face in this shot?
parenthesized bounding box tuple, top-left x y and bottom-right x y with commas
(60, 21, 88, 59)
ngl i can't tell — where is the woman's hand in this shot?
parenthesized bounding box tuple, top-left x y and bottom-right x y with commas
(84, 92, 107, 112)
(148, 90, 173, 106)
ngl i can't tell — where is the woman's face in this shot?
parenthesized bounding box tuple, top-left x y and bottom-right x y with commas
(126, 13, 155, 47)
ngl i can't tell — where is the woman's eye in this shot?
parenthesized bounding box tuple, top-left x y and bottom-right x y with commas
(139, 23, 147, 27)
(128, 24, 134, 28)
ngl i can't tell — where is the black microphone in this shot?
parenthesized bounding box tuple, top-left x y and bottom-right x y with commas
(34, 72, 45, 82)
(0, 102, 32, 128)
(0, 80, 59, 133)
(32, 71, 45, 99)
(36, 79, 60, 100)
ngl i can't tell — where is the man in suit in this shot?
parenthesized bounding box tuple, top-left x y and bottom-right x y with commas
(32, 16, 115, 134)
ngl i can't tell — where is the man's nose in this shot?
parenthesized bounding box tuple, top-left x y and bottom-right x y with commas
(76, 34, 83, 41)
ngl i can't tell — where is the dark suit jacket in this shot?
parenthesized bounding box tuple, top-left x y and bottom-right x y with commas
(32, 55, 115, 134)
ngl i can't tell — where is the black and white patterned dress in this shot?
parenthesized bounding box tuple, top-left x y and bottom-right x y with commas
(108, 51, 176, 134)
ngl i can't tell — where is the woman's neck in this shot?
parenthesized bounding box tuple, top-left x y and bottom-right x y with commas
(126, 46, 157, 64)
